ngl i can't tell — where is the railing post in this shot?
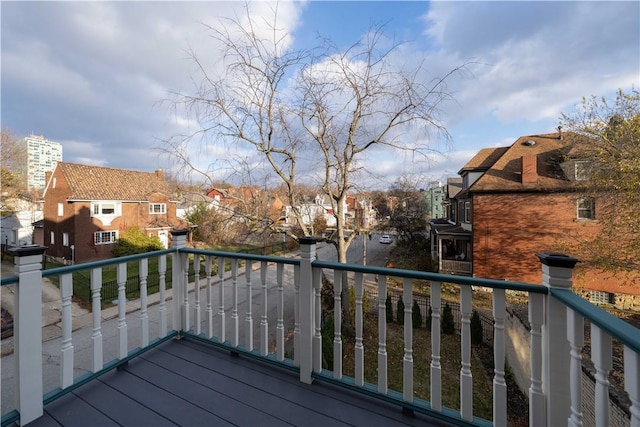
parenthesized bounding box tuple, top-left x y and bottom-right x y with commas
(538, 253, 580, 427)
(11, 245, 47, 425)
(299, 237, 316, 384)
(171, 229, 189, 333)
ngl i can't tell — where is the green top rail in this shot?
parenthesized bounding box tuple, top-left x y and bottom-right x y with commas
(42, 248, 175, 278)
(312, 260, 549, 294)
(1, 276, 18, 286)
(182, 247, 301, 266)
(551, 288, 640, 354)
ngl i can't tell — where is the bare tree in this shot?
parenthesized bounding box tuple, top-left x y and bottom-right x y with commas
(166, 3, 467, 264)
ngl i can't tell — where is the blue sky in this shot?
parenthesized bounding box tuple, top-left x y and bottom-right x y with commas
(2, 1, 639, 189)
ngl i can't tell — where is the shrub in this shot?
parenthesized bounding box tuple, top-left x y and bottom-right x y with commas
(471, 310, 484, 345)
(412, 300, 422, 328)
(112, 226, 164, 257)
(396, 298, 404, 325)
(385, 293, 394, 323)
(425, 306, 432, 330)
(441, 302, 455, 335)
(321, 316, 334, 370)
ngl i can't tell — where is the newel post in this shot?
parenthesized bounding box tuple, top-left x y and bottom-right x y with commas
(537, 253, 580, 427)
(11, 245, 47, 425)
(171, 229, 189, 333)
(299, 237, 316, 384)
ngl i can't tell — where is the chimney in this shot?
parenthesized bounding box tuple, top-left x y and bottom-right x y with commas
(522, 154, 538, 183)
(154, 169, 163, 180)
(557, 125, 563, 140)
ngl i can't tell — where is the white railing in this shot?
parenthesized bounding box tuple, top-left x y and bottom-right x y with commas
(441, 259, 473, 274)
(1, 232, 639, 427)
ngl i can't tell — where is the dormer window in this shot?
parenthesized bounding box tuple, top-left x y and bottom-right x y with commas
(149, 203, 167, 214)
(575, 161, 590, 181)
(91, 201, 120, 216)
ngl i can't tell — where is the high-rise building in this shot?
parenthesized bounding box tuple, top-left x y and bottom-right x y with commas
(23, 134, 63, 190)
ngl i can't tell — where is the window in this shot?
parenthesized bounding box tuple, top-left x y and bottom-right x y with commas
(149, 203, 167, 214)
(577, 198, 595, 220)
(50, 231, 55, 244)
(91, 202, 119, 216)
(63, 232, 69, 247)
(590, 290, 614, 305)
(464, 201, 471, 223)
(57, 203, 64, 217)
(575, 161, 590, 181)
(94, 231, 118, 245)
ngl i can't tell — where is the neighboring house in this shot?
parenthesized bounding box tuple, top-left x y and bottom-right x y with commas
(176, 193, 219, 220)
(346, 196, 377, 230)
(435, 131, 640, 305)
(206, 186, 285, 225)
(0, 196, 43, 248)
(43, 163, 186, 264)
(288, 194, 339, 228)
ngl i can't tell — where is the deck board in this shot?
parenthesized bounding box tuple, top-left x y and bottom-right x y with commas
(26, 338, 451, 427)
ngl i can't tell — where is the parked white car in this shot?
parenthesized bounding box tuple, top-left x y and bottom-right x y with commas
(379, 234, 392, 244)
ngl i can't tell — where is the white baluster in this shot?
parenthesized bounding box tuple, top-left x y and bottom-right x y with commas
(624, 346, 640, 427)
(460, 285, 473, 421)
(205, 255, 213, 339)
(354, 272, 364, 387)
(139, 258, 149, 347)
(182, 252, 190, 331)
(378, 275, 388, 394)
(276, 263, 285, 361)
(333, 270, 343, 379)
(217, 257, 226, 343)
(403, 278, 413, 402)
(193, 255, 201, 336)
(493, 288, 507, 427)
(313, 266, 322, 373)
(60, 273, 74, 388)
(90, 267, 103, 372)
(260, 261, 268, 356)
(230, 258, 239, 347)
(591, 325, 612, 427)
(294, 264, 300, 367)
(245, 260, 253, 351)
(431, 281, 442, 412)
(567, 308, 584, 427)
(528, 292, 545, 426)
(158, 255, 167, 338)
(116, 263, 128, 359)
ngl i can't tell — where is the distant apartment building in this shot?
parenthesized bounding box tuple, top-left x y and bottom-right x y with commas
(424, 181, 445, 219)
(23, 134, 63, 190)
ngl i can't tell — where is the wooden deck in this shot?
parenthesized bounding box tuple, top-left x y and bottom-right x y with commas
(24, 338, 451, 427)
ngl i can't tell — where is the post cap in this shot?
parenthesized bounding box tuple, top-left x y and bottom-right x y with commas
(170, 228, 189, 236)
(536, 253, 580, 268)
(299, 236, 317, 245)
(8, 245, 47, 257)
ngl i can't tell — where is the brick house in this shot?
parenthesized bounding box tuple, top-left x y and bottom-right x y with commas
(436, 131, 640, 305)
(43, 162, 186, 264)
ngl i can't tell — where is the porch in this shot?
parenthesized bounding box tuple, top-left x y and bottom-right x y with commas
(2, 230, 639, 426)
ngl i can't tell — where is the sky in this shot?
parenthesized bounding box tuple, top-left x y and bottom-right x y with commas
(2, 1, 639, 191)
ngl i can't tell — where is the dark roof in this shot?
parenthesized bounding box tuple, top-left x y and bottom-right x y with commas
(466, 132, 583, 193)
(55, 162, 171, 201)
(432, 224, 472, 236)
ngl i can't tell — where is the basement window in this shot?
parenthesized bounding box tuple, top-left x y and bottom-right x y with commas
(590, 290, 614, 305)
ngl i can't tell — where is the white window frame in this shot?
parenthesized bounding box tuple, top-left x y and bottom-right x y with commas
(58, 202, 64, 217)
(577, 198, 595, 220)
(91, 201, 120, 217)
(50, 231, 55, 244)
(590, 290, 613, 305)
(94, 230, 118, 245)
(63, 232, 69, 247)
(464, 201, 471, 223)
(149, 203, 167, 215)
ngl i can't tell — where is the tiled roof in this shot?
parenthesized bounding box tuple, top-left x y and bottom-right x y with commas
(468, 132, 580, 193)
(57, 162, 171, 201)
(458, 147, 509, 173)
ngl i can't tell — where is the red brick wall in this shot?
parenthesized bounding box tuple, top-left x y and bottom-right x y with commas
(471, 193, 640, 294)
